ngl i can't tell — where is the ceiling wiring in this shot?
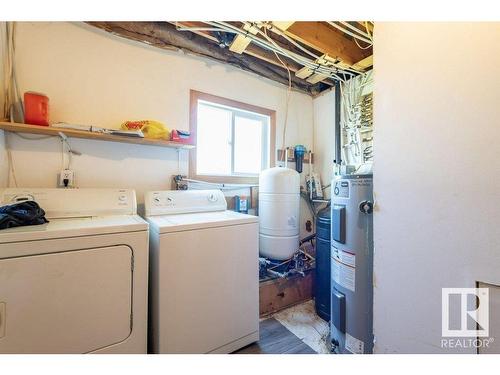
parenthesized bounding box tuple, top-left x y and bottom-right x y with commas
(364, 22, 374, 44)
(178, 21, 365, 78)
(326, 21, 373, 45)
(354, 38, 373, 50)
(257, 22, 358, 80)
(339, 21, 371, 39)
(201, 21, 357, 81)
(258, 22, 320, 60)
(339, 71, 373, 170)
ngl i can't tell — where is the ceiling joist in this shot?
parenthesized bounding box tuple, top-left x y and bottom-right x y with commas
(285, 22, 371, 68)
(173, 22, 315, 77)
(229, 23, 260, 54)
(173, 21, 335, 87)
(352, 55, 373, 72)
(271, 21, 295, 32)
(295, 54, 336, 84)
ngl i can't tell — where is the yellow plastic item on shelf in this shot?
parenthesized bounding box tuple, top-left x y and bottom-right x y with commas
(121, 120, 170, 140)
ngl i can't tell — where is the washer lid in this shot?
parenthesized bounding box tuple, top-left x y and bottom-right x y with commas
(0, 215, 148, 243)
(147, 210, 258, 234)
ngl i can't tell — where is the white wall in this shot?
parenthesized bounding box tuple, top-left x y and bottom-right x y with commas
(0, 131, 6, 187)
(312, 88, 335, 199)
(0, 22, 314, 224)
(0, 23, 8, 187)
(373, 22, 500, 353)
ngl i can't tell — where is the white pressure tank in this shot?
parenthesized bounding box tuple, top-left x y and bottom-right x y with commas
(259, 167, 300, 260)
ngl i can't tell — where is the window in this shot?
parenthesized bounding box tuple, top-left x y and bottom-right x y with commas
(190, 90, 275, 183)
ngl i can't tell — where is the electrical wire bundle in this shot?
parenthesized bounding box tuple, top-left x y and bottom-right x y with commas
(360, 93, 373, 128)
(326, 21, 373, 50)
(176, 21, 366, 83)
(340, 71, 374, 168)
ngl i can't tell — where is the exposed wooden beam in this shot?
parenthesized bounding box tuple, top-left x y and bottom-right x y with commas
(229, 23, 259, 54)
(352, 55, 373, 71)
(295, 54, 335, 84)
(173, 22, 300, 72)
(173, 22, 334, 87)
(271, 21, 295, 31)
(285, 21, 371, 67)
(87, 22, 321, 95)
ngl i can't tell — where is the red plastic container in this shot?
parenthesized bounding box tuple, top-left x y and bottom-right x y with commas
(24, 92, 49, 126)
(170, 129, 193, 144)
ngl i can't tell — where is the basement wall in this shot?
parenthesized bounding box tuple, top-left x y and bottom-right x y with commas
(0, 22, 314, 234)
(373, 22, 500, 353)
(312, 87, 335, 200)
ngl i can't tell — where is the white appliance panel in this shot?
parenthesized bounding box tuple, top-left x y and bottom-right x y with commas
(145, 189, 226, 216)
(153, 222, 259, 353)
(0, 188, 137, 218)
(0, 215, 147, 243)
(0, 245, 132, 353)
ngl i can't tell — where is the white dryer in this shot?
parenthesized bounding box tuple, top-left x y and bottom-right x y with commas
(0, 188, 148, 354)
(145, 189, 259, 354)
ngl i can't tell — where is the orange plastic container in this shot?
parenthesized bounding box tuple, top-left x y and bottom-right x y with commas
(24, 92, 49, 126)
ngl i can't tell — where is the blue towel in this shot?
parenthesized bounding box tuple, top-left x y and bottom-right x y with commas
(0, 201, 49, 230)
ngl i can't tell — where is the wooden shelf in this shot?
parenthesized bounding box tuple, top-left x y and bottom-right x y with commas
(0, 122, 195, 149)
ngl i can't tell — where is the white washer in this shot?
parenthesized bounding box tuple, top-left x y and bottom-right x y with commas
(0, 188, 149, 354)
(145, 189, 259, 354)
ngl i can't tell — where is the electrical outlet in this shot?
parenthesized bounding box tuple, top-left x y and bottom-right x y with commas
(59, 169, 75, 188)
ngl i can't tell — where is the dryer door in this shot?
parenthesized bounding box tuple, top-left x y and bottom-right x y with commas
(0, 245, 133, 353)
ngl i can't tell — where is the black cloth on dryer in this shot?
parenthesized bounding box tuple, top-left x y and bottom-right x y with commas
(0, 201, 49, 230)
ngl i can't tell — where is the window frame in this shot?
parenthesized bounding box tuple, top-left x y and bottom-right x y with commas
(189, 90, 276, 184)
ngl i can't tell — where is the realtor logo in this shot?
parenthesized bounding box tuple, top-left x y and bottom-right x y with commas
(442, 288, 489, 337)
